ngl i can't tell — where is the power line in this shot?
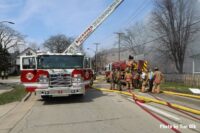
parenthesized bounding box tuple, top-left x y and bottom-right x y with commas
(121, 0, 148, 26)
(100, 0, 151, 46)
(122, 0, 151, 28)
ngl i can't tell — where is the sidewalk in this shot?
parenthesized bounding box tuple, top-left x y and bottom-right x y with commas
(0, 76, 20, 94)
(0, 94, 35, 133)
(0, 77, 20, 84)
(0, 84, 12, 94)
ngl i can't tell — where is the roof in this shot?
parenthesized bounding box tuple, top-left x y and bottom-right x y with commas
(19, 47, 36, 56)
(190, 53, 200, 59)
(20, 52, 84, 58)
(36, 52, 83, 56)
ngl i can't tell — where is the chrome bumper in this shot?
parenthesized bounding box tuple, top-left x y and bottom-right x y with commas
(35, 85, 85, 97)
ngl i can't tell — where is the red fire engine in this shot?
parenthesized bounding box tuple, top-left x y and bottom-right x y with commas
(105, 60, 148, 82)
(105, 61, 126, 82)
(20, 0, 124, 99)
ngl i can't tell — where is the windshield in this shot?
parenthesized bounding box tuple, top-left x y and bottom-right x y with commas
(37, 55, 84, 69)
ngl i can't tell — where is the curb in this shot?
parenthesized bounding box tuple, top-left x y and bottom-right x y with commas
(163, 91, 200, 99)
(22, 92, 32, 102)
(95, 88, 200, 115)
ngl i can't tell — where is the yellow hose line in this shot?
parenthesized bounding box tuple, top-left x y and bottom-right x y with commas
(95, 88, 200, 115)
(96, 76, 105, 80)
(94, 78, 104, 83)
(163, 91, 200, 99)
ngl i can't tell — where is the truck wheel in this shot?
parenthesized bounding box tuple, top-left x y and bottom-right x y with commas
(77, 94, 84, 97)
(41, 95, 49, 100)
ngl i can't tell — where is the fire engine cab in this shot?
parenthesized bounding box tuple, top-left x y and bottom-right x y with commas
(20, 53, 93, 98)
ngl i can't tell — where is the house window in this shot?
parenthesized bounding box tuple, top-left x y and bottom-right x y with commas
(26, 51, 32, 56)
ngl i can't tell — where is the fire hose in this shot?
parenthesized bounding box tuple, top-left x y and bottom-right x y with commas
(128, 89, 181, 133)
(149, 93, 200, 121)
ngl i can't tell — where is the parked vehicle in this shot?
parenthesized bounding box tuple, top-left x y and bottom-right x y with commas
(20, 0, 124, 99)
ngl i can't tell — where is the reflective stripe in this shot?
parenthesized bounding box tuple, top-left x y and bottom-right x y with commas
(142, 61, 148, 72)
(23, 83, 48, 88)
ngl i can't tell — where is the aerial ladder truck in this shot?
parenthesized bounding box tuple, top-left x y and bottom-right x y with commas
(20, 0, 124, 99)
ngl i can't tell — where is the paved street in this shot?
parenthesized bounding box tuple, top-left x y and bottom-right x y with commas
(0, 77, 199, 133)
(8, 90, 173, 133)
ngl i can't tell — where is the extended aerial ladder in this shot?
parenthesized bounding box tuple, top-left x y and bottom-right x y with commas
(19, 0, 124, 97)
(63, 0, 124, 54)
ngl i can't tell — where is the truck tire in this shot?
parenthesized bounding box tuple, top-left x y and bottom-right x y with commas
(41, 95, 50, 100)
(76, 94, 84, 97)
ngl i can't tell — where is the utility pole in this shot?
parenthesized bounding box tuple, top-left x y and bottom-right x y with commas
(94, 43, 100, 73)
(114, 32, 124, 61)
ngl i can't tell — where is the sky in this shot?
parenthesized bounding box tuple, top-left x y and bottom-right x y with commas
(0, 0, 153, 55)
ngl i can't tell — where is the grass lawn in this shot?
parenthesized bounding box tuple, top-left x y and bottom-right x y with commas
(161, 82, 195, 94)
(0, 84, 27, 105)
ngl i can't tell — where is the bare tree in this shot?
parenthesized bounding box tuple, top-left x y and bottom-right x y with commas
(43, 34, 73, 53)
(152, 0, 199, 73)
(0, 24, 25, 72)
(0, 24, 25, 51)
(121, 22, 148, 55)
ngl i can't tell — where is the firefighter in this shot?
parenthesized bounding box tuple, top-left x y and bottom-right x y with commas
(127, 55, 134, 71)
(125, 68, 133, 90)
(152, 67, 163, 93)
(109, 69, 114, 90)
(141, 70, 148, 93)
(133, 61, 138, 71)
(127, 55, 137, 89)
(119, 69, 126, 91)
(131, 69, 136, 89)
(116, 68, 122, 91)
(148, 68, 154, 92)
(110, 68, 118, 90)
(133, 69, 141, 89)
